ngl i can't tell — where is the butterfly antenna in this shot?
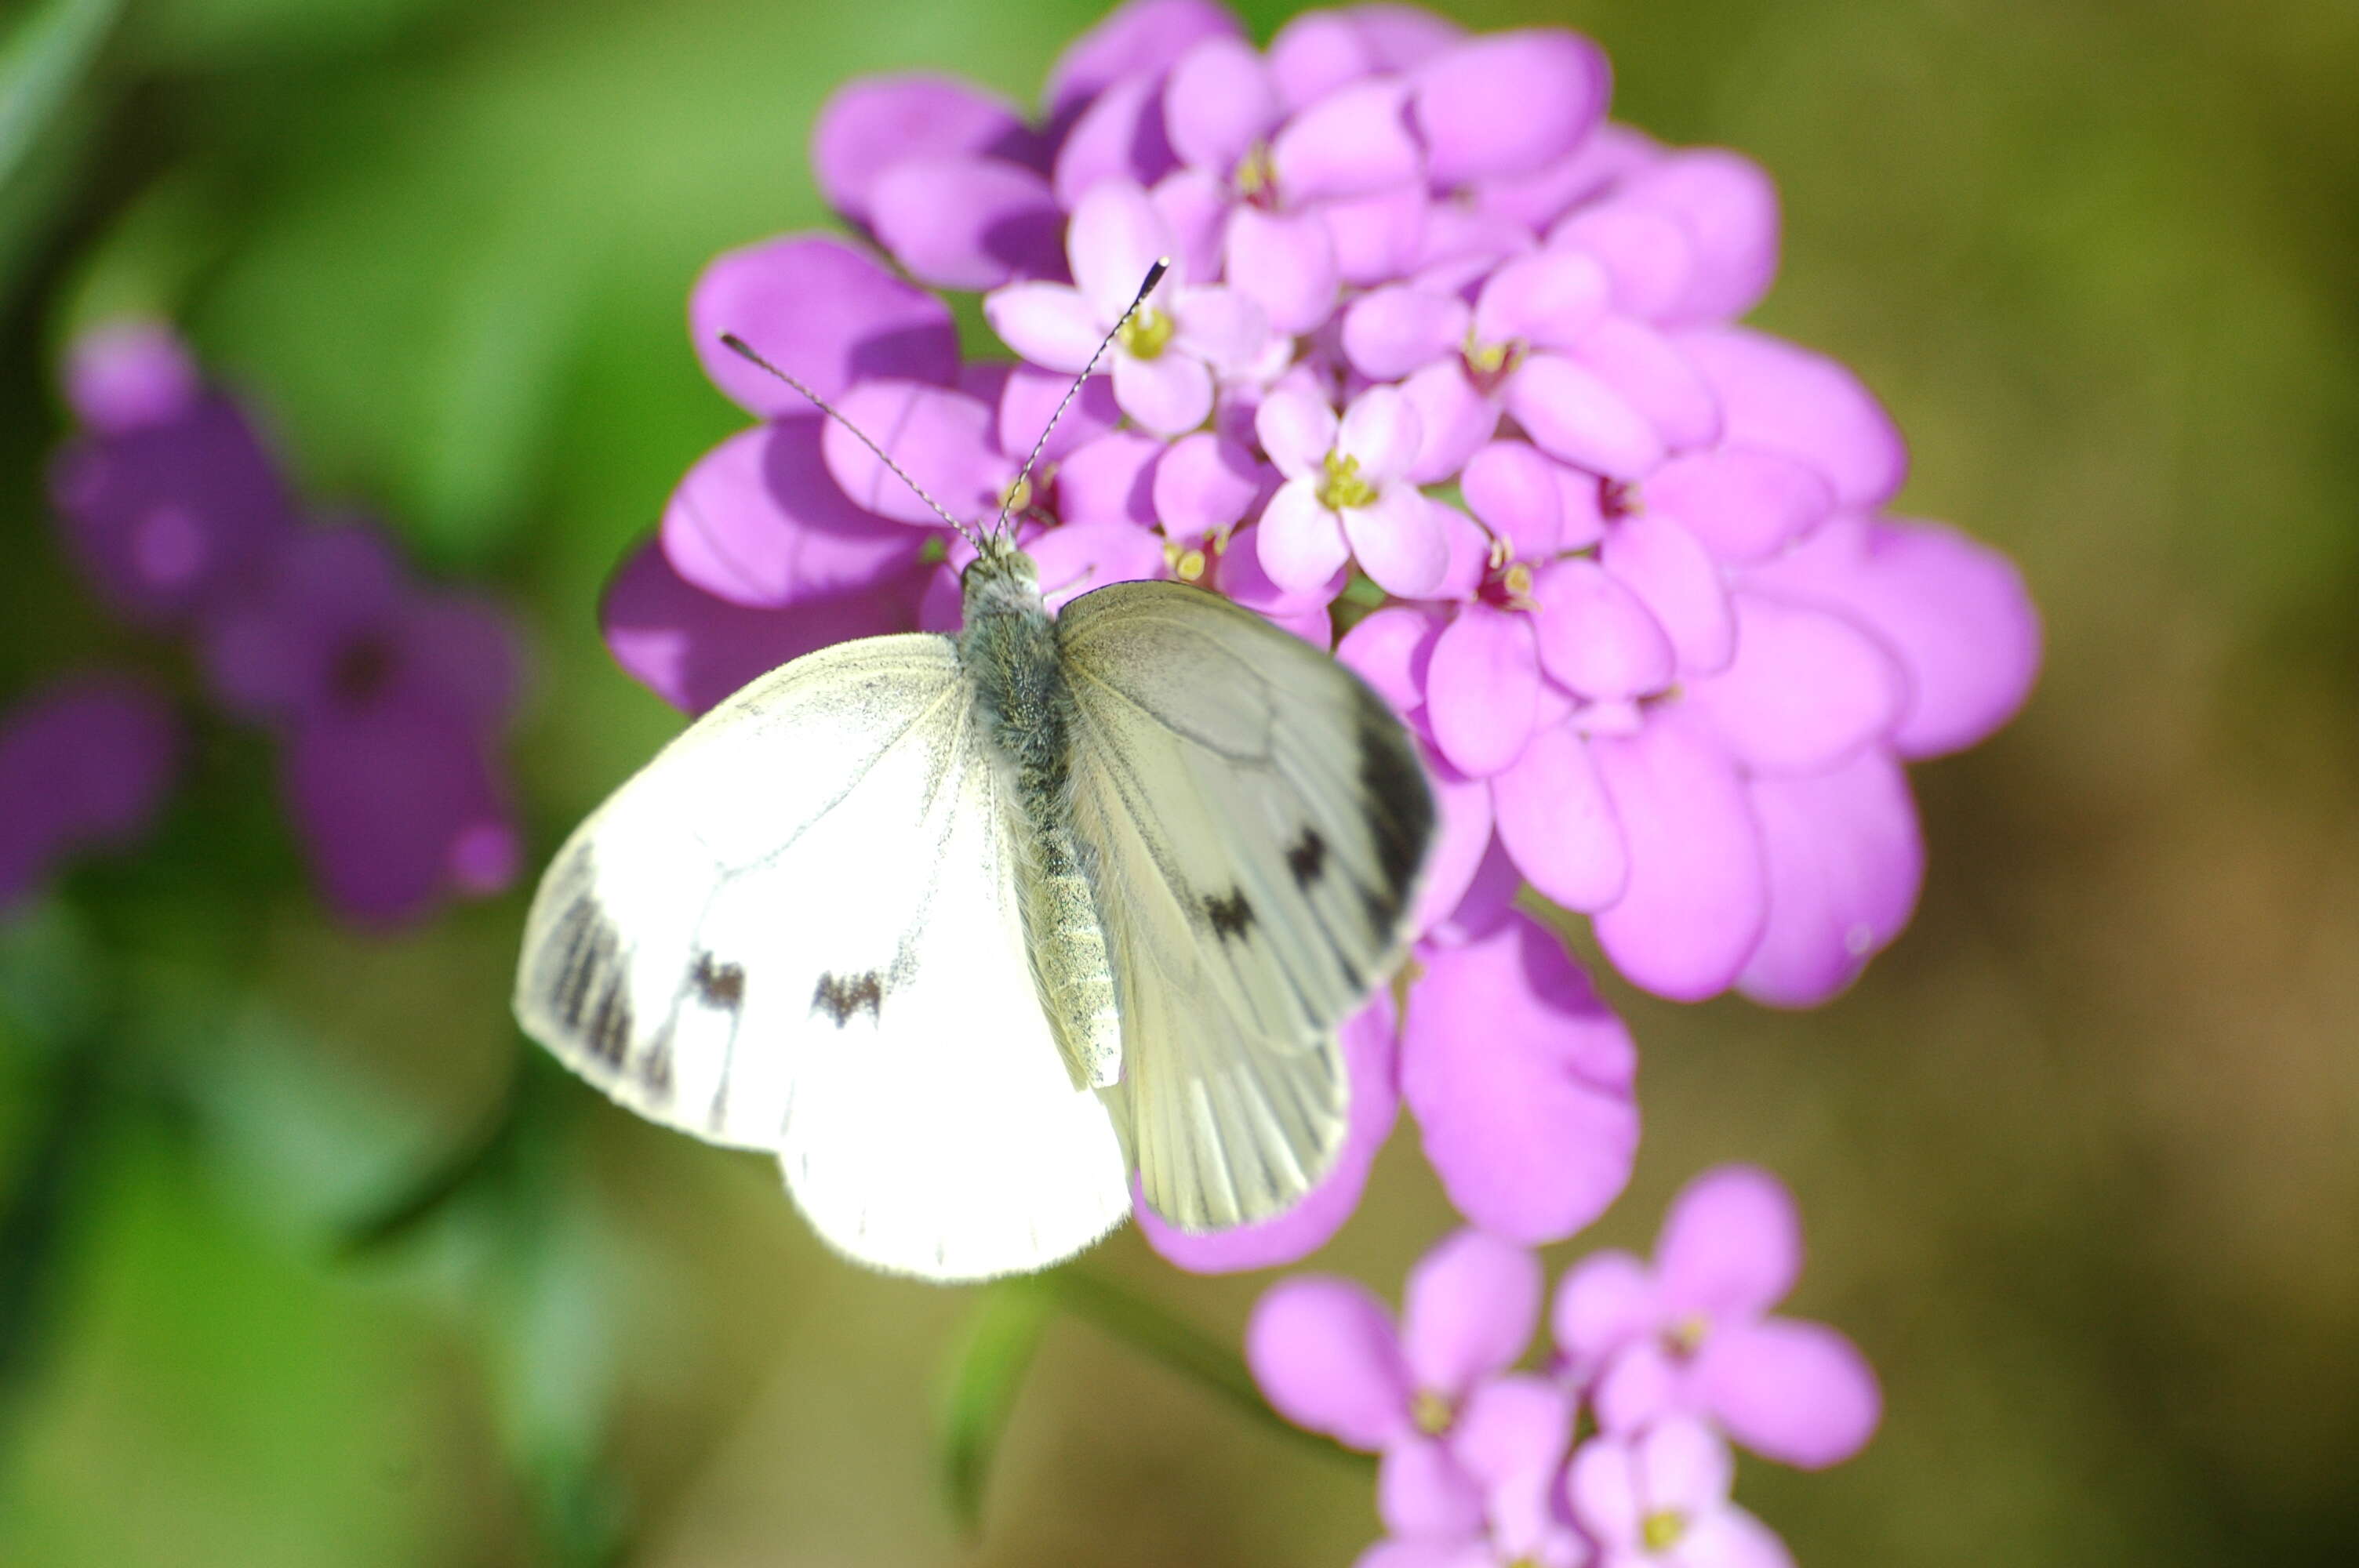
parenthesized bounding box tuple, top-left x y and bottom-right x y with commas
(716, 333, 980, 548)
(992, 257, 1170, 539)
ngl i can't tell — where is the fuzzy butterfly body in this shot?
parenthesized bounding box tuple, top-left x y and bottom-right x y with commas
(514, 535, 1434, 1280)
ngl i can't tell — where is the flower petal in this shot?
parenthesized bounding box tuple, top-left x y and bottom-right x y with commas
(1378, 1437, 1487, 1539)
(1685, 594, 1907, 775)
(1165, 34, 1280, 173)
(984, 282, 1107, 373)
(1151, 430, 1260, 543)
(1402, 1229, 1544, 1396)
(1272, 78, 1422, 203)
(1412, 30, 1611, 186)
(663, 421, 929, 608)
(1656, 1164, 1802, 1319)
(1225, 205, 1342, 336)
(1637, 1417, 1735, 1514)
(1402, 913, 1640, 1243)
(1256, 477, 1351, 592)
(1055, 428, 1163, 527)
(1245, 1276, 1412, 1448)
(1043, 0, 1242, 118)
(1680, 326, 1906, 509)
(1219, 518, 1347, 619)
(868, 154, 1064, 290)
(1600, 510, 1734, 675)
(1492, 720, 1628, 911)
(1572, 314, 1720, 452)
(811, 74, 1038, 226)
(1050, 72, 1180, 209)
(1550, 201, 1696, 320)
(1694, 1317, 1882, 1468)
(1681, 1504, 1797, 1568)
(1474, 252, 1610, 352)
(1589, 711, 1767, 999)
(996, 362, 1122, 467)
(1529, 557, 1674, 700)
(1450, 1374, 1577, 1487)
(1737, 748, 1923, 1007)
(823, 380, 1005, 528)
(1141, 998, 1399, 1271)
(1112, 349, 1215, 436)
(1027, 519, 1170, 612)
(1550, 1249, 1659, 1369)
(1421, 831, 1524, 948)
(1407, 750, 1494, 937)
(1256, 386, 1342, 478)
(1616, 149, 1781, 325)
(0, 676, 180, 909)
(1268, 10, 1380, 111)
(1346, 487, 1449, 598)
(1339, 384, 1424, 477)
(1567, 1435, 1643, 1549)
(1344, 285, 1474, 380)
(1425, 604, 1539, 777)
(1399, 360, 1499, 484)
(1171, 284, 1273, 375)
(1070, 178, 1178, 322)
(1504, 353, 1663, 481)
(1337, 604, 1445, 716)
(1461, 440, 1566, 557)
(63, 320, 201, 434)
(1646, 447, 1832, 562)
(601, 539, 925, 716)
(1320, 184, 1432, 285)
(691, 234, 956, 416)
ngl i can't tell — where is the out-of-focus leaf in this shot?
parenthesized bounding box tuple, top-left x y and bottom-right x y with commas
(0, 899, 104, 1054)
(0, 1036, 104, 1451)
(49, 165, 236, 347)
(0, 0, 120, 301)
(132, 0, 462, 71)
(337, 1053, 529, 1255)
(939, 1276, 1055, 1536)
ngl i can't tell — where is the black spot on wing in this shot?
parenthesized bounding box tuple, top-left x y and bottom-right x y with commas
(812, 970, 885, 1027)
(692, 951, 746, 1011)
(1205, 887, 1256, 941)
(638, 1030, 674, 1100)
(1286, 826, 1328, 889)
(1353, 688, 1436, 937)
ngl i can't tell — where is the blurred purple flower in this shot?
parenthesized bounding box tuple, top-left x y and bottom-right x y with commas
(1257, 383, 1441, 595)
(0, 675, 180, 910)
(1553, 1165, 1881, 1468)
(203, 523, 524, 924)
(1568, 1419, 1793, 1568)
(49, 344, 296, 627)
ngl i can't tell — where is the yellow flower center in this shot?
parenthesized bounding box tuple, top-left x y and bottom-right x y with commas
(1118, 305, 1175, 359)
(1666, 1312, 1711, 1357)
(1463, 329, 1526, 388)
(1163, 540, 1208, 581)
(1235, 141, 1277, 204)
(1641, 1508, 1688, 1552)
(1000, 474, 1034, 515)
(1410, 1388, 1454, 1436)
(1500, 560, 1535, 603)
(1318, 450, 1377, 511)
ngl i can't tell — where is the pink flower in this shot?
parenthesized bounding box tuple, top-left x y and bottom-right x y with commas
(986, 178, 1270, 435)
(1249, 1229, 1570, 1537)
(1568, 1420, 1794, 1568)
(1256, 383, 1443, 595)
(1553, 1166, 1881, 1468)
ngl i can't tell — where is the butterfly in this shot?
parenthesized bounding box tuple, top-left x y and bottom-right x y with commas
(512, 264, 1436, 1281)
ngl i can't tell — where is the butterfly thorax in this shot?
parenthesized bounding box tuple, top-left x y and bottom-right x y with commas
(958, 539, 1124, 1092)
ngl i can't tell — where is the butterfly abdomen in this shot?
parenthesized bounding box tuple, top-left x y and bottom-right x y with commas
(961, 547, 1123, 1091)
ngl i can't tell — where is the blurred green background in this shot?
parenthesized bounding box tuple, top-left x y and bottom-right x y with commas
(2, 0, 2354, 1563)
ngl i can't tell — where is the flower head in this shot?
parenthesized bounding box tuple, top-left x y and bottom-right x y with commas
(1568, 1419, 1793, 1568)
(0, 675, 180, 911)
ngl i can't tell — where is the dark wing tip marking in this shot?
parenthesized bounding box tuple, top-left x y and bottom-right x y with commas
(1285, 826, 1328, 889)
(545, 891, 634, 1069)
(812, 970, 885, 1027)
(1354, 689, 1437, 937)
(1205, 887, 1256, 941)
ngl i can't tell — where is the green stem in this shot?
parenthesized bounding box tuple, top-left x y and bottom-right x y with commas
(1044, 1267, 1371, 1471)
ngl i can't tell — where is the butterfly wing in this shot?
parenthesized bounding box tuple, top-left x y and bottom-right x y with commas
(514, 633, 1130, 1281)
(1055, 583, 1436, 1231)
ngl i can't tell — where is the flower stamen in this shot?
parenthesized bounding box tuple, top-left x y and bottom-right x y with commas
(1641, 1508, 1688, 1552)
(1318, 450, 1377, 511)
(1410, 1388, 1454, 1436)
(1118, 305, 1175, 360)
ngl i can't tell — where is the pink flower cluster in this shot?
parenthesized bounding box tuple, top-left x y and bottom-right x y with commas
(1250, 1167, 1878, 1567)
(616, 0, 2038, 1267)
(32, 321, 525, 924)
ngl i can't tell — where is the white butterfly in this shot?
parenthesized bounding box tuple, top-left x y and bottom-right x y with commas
(513, 272, 1435, 1282)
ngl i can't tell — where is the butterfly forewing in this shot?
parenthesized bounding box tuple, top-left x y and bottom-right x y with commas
(1056, 582, 1437, 1230)
(514, 633, 1130, 1281)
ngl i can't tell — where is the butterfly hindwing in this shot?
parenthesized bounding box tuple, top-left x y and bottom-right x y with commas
(1055, 582, 1437, 1230)
(514, 633, 1129, 1281)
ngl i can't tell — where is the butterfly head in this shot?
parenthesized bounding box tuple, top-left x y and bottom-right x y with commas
(961, 532, 1047, 623)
